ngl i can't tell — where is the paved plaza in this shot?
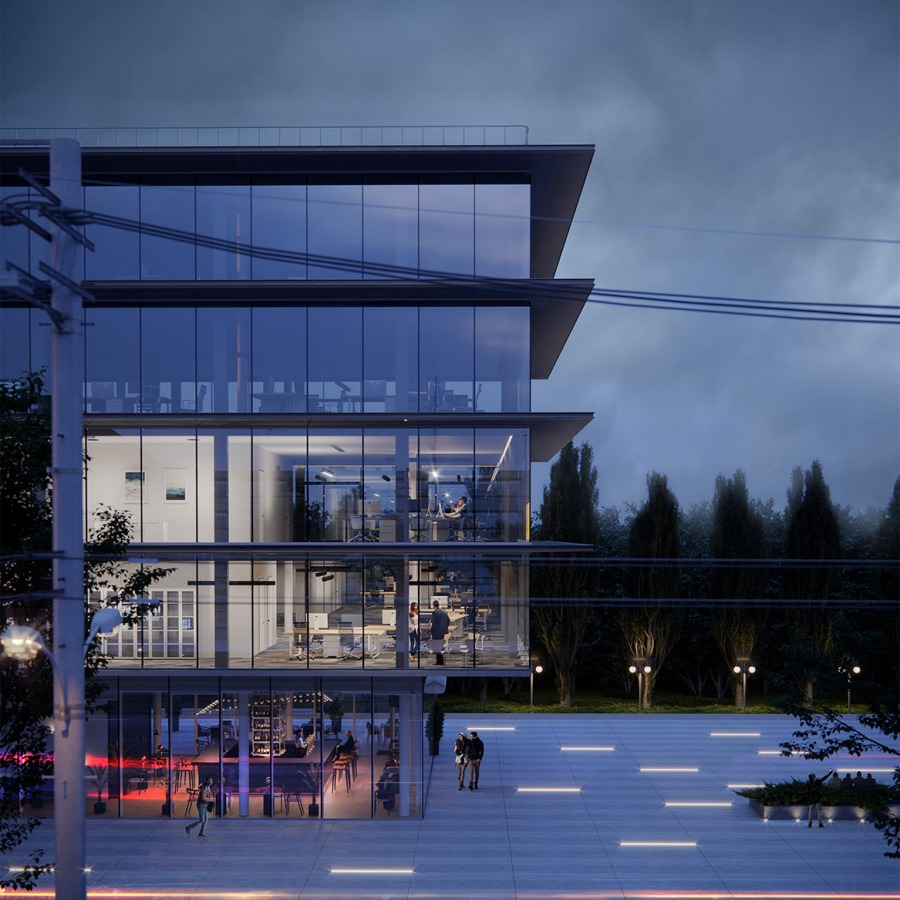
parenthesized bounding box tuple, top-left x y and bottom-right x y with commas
(3, 713, 898, 899)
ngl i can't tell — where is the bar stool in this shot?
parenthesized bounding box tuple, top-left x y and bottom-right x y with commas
(331, 758, 351, 793)
(283, 790, 305, 816)
(183, 787, 198, 816)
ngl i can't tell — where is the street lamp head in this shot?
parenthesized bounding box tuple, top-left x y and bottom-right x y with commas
(643, 665, 652, 674)
(628, 665, 637, 674)
(748, 666, 756, 674)
(852, 665, 861, 675)
(91, 607, 123, 637)
(733, 665, 742, 674)
(0, 624, 44, 661)
(534, 664, 543, 675)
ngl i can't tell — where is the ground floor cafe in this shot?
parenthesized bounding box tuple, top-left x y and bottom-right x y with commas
(35, 675, 429, 821)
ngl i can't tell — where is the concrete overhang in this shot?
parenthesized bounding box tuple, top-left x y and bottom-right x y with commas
(3, 143, 594, 278)
(86, 411, 592, 463)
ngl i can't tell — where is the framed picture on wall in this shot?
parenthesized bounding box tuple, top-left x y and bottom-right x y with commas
(124, 471, 145, 504)
(164, 469, 187, 502)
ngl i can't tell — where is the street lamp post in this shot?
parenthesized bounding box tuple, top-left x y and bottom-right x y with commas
(732, 660, 757, 710)
(530, 661, 543, 707)
(628, 660, 652, 712)
(840, 663, 861, 712)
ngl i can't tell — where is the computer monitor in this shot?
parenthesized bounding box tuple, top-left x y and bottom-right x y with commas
(309, 613, 330, 631)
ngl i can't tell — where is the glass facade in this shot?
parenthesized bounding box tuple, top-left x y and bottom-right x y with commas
(0, 144, 591, 821)
(83, 677, 423, 819)
(58, 303, 530, 416)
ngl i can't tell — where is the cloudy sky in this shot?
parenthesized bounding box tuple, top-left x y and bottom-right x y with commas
(2, 0, 897, 514)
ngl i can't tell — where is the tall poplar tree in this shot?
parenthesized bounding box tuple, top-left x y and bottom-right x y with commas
(531, 442, 600, 706)
(710, 470, 766, 707)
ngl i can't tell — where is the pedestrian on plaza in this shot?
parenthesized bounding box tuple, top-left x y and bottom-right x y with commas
(454, 732, 469, 790)
(409, 601, 420, 662)
(828, 771, 841, 790)
(430, 599, 450, 665)
(185, 777, 214, 838)
(805, 768, 833, 828)
(467, 730, 484, 790)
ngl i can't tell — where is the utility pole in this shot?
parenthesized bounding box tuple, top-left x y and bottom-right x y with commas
(48, 137, 87, 900)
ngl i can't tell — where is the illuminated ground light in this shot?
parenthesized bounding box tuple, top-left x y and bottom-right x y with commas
(664, 801, 732, 808)
(757, 749, 802, 756)
(517, 786, 582, 793)
(466, 726, 515, 731)
(619, 840, 698, 848)
(1, 893, 280, 899)
(728, 783, 763, 789)
(330, 867, 414, 875)
(838, 767, 895, 773)
(640, 767, 699, 773)
(621, 893, 900, 899)
(560, 746, 615, 751)
(710, 731, 761, 737)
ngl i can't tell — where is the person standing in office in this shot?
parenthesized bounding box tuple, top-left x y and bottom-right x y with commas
(430, 599, 450, 665)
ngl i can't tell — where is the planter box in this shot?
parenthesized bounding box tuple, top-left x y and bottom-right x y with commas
(749, 799, 900, 822)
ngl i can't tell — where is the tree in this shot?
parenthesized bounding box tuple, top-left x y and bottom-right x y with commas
(622, 472, 681, 709)
(0, 373, 170, 891)
(710, 471, 766, 706)
(531, 442, 600, 707)
(781, 461, 842, 703)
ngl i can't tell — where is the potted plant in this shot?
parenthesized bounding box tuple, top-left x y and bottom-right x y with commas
(425, 699, 445, 756)
(87, 764, 109, 815)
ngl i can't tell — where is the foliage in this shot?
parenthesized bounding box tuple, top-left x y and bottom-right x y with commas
(735, 778, 898, 811)
(531, 442, 600, 707)
(425, 698, 445, 743)
(621, 472, 681, 708)
(0, 373, 170, 890)
(86, 764, 109, 803)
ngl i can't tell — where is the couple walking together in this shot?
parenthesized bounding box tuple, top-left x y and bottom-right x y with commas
(454, 730, 485, 790)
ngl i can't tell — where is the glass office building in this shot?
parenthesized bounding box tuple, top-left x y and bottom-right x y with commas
(0, 134, 594, 819)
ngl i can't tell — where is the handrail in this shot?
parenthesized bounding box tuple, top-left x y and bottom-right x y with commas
(1, 125, 529, 149)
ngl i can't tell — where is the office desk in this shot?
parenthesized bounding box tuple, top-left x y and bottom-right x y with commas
(252, 392, 303, 413)
(287, 625, 390, 659)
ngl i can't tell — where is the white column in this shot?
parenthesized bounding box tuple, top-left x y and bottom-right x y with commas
(49, 137, 87, 900)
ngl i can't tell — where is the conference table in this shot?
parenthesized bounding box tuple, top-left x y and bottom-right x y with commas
(286, 624, 390, 659)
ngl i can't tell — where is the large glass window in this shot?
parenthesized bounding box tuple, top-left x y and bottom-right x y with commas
(475, 305, 530, 412)
(363, 306, 417, 412)
(0, 186, 29, 272)
(307, 185, 361, 279)
(140, 184, 195, 279)
(0, 306, 31, 383)
(85, 185, 140, 280)
(475, 182, 530, 278)
(197, 306, 252, 413)
(196, 185, 251, 280)
(141, 307, 196, 413)
(251, 307, 307, 413)
(363, 183, 418, 279)
(251, 184, 307, 280)
(419, 306, 474, 412)
(85, 307, 140, 412)
(419, 183, 474, 277)
(308, 306, 362, 411)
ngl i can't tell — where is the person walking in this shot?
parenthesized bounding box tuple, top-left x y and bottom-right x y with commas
(454, 732, 469, 790)
(409, 601, 420, 663)
(467, 730, 484, 790)
(430, 599, 450, 665)
(186, 777, 214, 837)
(805, 768, 833, 828)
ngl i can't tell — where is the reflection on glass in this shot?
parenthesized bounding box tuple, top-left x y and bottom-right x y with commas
(419, 183, 474, 277)
(475, 305, 529, 412)
(141, 184, 195, 279)
(419, 306, 474, 412)
(85, 186, 140, 280)
(196, 185, 251, 280)
(308, 185, 362, 279)
(85, 307, 140, 412)
(251, 307, 307, 413)
(197, 306, 252, 412)
(475, 182, 530, 278)
(363, 184, 417, 279)
(0, 307, 30, 383)
(308, 307, 361, 411)
(251, 184, 307, 280)
(363, 306, 417, 412)
(142, 307, 195, 413)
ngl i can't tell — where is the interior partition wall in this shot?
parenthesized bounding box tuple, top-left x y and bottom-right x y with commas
(85, 676, 423, 819)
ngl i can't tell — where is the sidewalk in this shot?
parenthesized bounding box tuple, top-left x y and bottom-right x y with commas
(2, 714, 897, 899)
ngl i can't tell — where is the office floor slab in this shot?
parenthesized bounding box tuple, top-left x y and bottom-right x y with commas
(1, 714, 897, 899)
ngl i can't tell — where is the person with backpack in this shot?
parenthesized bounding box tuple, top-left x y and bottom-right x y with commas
(186, 777, 214, 837)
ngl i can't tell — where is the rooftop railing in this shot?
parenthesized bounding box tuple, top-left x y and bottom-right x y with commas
(0, 125, 529, 149)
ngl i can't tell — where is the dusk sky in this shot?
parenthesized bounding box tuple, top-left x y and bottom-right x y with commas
(2, 0, 897, 515)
